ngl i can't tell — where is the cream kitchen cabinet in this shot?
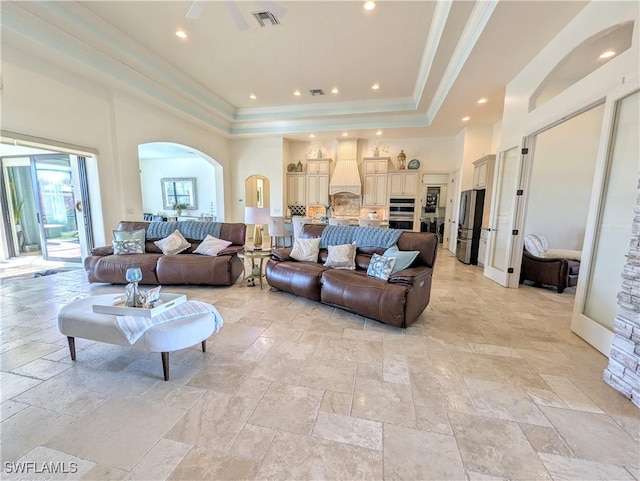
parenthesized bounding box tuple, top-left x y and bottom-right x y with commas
(286, 172, 306, 206)
(362, 157, 389, 207)
(305, 158, 330, 205)
(472, 154, 495, 189)
(388, 171, 419, 197)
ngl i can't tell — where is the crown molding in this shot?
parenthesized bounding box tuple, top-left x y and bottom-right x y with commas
(426, 0, 498, 121)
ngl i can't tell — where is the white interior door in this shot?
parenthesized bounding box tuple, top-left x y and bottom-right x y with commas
(447, 169, 460, 253)
(572, 84, 639, 356)
(483, 146, 522, 286)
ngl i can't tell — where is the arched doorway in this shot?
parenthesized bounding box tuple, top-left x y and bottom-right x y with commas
(138, 142, 224, 221)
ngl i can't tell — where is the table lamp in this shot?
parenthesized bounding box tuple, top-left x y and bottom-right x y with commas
(245, 207, 271, 250)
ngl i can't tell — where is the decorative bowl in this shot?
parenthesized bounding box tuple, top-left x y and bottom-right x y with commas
(408, 159, 420, 170)
(287, 163, 297, 172)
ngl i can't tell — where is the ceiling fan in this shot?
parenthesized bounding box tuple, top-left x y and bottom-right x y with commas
(185, 1, 287, 30)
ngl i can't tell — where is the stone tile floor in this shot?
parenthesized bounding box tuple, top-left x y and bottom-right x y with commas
(1, 249, 638, 480)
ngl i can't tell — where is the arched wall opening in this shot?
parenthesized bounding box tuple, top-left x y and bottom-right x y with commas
(138, 142, 225, 221)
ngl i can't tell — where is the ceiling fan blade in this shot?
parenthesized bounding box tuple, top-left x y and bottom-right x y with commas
(185, 0, 206, 20)
(225, 1, 250, 30)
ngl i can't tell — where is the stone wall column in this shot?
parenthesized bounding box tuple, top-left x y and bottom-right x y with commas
(604, 178, 640, 408)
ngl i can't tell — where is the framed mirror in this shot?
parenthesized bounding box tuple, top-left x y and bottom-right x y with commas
(161, 177, 197, 210)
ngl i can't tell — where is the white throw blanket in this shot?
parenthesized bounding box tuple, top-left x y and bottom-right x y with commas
(116, 300, 223, 344)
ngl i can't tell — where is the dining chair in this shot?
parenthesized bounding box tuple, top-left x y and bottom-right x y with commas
(292, 216, 312, 239)
(358, 219, 381, 228)
(268, 216, 293, 248)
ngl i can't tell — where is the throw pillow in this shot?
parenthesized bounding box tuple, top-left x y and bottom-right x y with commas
(290, 237, 321, 262)
(383, 245, 420, 273)
(112, 229, 145, 255)
(367, 253, 396, 281)
(154, 229, 191, 255)
(524, 234, 547, 257)
(323, 242, 357, 270)
(193, 235, 232, 257)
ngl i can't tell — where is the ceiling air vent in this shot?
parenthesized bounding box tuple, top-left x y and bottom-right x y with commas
(252, 11, 280, 27)
(309, 89, 325, 96)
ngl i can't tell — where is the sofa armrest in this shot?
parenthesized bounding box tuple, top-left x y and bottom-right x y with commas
(90, 245, 113, 256)
(388, 266, 431, 286)
(217, 245, 244, 256)
(271, 247, 293, 262)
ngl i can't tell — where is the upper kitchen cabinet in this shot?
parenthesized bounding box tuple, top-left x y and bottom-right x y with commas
(363, 157, 389, 175)
(305, 158, 330, 205)
(286, 172, 306, 206)
(472, 154, 496, 189)
(362, 157, 389, 207)
(388, 171, 419, 197)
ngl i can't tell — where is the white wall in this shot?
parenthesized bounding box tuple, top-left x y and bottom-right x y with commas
(2, 45, 231, 245)
(460, 125, 494, 191)
(229, 137, 285, 222)
(525, 103, 604, 250)
(139, 157, 217, 217)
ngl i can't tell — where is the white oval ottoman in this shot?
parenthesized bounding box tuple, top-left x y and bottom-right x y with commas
(57, 295, 220, 381)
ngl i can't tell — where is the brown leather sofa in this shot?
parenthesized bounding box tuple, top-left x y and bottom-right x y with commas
(85, 221, 246, 285)
(520, 249, 580, 293)
(265, 224, 438, 328)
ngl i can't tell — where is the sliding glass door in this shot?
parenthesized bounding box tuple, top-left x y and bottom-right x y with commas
(31, 154, 81, 262)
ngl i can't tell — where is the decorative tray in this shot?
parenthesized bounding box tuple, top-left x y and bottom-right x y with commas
(92, 293, 187, 318)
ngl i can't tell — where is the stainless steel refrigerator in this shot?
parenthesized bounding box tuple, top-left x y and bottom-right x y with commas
(456, 189, 485, 265)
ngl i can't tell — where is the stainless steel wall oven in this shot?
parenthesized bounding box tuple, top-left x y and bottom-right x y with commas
(388, 197, 416, 230)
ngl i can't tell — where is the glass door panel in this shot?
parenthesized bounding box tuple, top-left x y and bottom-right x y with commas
(484, 146, 520, 286)
(582, 90, 638, 330)
(32, 155, 81, 262)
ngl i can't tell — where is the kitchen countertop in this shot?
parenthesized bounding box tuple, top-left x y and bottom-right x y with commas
(285, 217, 389, 227)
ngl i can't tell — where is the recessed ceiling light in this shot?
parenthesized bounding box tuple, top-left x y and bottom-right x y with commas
(342, 132, 349, 137)
(331, 87, 339, 94)
(175, 30, 187, 39)
(364, 1, 376, 11)
(371, 83, 380, 90)
(249, 94, 256, 100)
(376, 131, 382, 136)
(599, 50, 616, 59)
(309, 134, 315, 138)
(294, 90, 301, 96)
(477, 98, 488, 104)
(462, 116, 470, 122)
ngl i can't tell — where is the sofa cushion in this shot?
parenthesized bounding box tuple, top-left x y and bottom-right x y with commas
(193, 235, 232, 256)
(323, 243, 356, 270)
(154, 230, 191, 255)
(291, 238, 321, 262)
(367, 253, 396, 281)
(156, 254, 238, 285)
(320, 269, 409, 328)
(265, 260, 326, 301)
(113, 229, 145, 255)
(384, 246, 420, 273)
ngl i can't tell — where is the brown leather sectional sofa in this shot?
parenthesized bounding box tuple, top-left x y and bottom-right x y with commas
(85, 221, 246, 285)
(266, 224, 439, 328)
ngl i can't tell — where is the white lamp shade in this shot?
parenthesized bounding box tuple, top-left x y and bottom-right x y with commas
(245, 207, 271, 225)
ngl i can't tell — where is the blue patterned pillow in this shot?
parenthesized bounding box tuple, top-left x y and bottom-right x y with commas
(383, 245, 419, 273)
(113, 239, 144, 255)
(113, 229, 145, 255)
(367, 253, 396, 281)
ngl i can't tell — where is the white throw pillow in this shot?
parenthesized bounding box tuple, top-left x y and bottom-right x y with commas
(323, 242, 357, 270)
(193, 235, 232, 257)
(290, 237, 321, 262)
(524, 234, 547, 257)
(154, 229, 191, 255)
